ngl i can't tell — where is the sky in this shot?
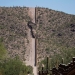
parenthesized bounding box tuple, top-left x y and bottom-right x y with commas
(0, 0, 75, 15)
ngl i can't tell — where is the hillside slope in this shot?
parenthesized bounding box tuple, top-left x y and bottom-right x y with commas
(0, 7, 75, 65)
(36, 7, 75, 64)
(0, 7, 31, 60)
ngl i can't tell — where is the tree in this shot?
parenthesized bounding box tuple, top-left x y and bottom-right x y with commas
(0, 56, 33, 75)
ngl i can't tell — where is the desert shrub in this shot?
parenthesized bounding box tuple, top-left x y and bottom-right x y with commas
(39, 47, 75, 70)
(0, 38, 7, 59)
(0, 56, 33, 75)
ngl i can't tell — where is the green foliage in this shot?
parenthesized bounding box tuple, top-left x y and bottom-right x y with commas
(0, 56, 33, 75)
(26, 66, 33, 74)
(0, 37, 4, 42)
(0, 25, 4, 29)
(38, 57, 47, 71)
(0, 38, 7, 59)
(45, 47, 50, 53)
(39, 47, 75, 70)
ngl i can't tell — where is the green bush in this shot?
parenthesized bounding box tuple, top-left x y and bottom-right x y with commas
(0, 56, 33, 75)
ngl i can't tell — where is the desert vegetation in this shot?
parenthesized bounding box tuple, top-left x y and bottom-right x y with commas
(0, 6, 75, 70)
(0, 37, 33, 75)
(36, 7, 75, 68)
(0, 7, 32, 60)
(0, 57, 33, 75)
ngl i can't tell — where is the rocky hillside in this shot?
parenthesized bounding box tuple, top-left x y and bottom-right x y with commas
(0, 7, 75, 64)
(36, 7, 75, 64)
(0, 7, 31, 60)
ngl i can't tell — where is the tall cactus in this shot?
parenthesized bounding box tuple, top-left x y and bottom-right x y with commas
(62, 58, 64, 64)
(56, 59, 59, 69)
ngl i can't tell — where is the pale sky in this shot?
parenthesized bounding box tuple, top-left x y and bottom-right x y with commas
(0, 0, 75, 15)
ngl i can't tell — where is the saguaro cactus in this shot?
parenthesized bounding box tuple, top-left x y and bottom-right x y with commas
(62, 58, 64, 64)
